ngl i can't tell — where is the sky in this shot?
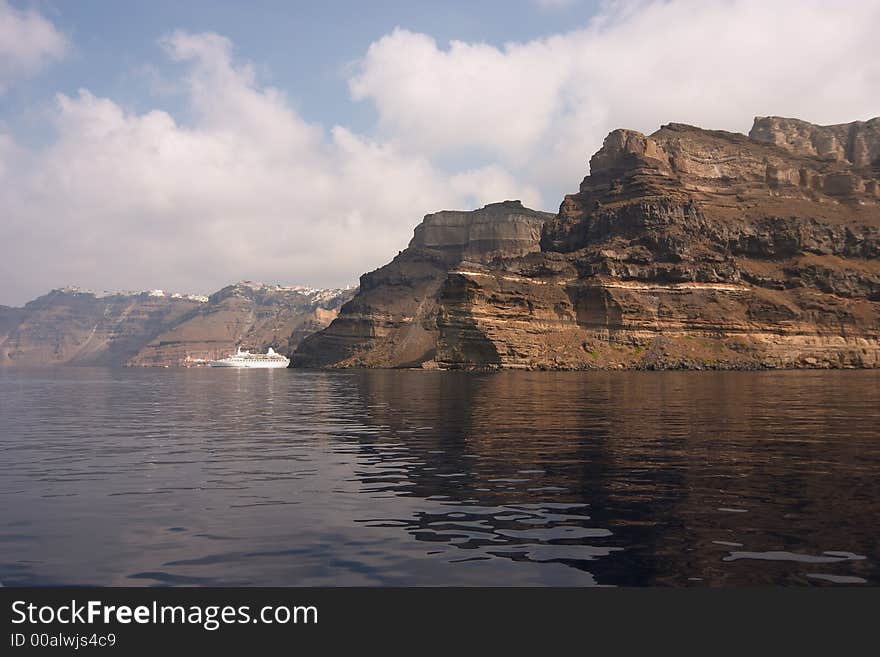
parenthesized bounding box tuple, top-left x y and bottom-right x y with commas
(1, 0, 878, 305)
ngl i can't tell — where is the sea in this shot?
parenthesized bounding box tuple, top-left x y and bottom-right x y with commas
(1, 368, 877, 586)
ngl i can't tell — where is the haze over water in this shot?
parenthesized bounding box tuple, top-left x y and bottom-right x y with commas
(0, 368, 877, 586)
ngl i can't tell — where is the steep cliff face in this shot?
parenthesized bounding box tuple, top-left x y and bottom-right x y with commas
(294, 116, 880, 370)
(749, 116, 880, 167)
(0, 290, 202, 367)
(129, 282, 354, 366)
(0, 283, 354, 367)
(0, 306, 24, 338)
(293, 202, 554, 367)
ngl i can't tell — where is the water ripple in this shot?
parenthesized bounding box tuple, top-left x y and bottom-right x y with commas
(0, 368, 878, 586)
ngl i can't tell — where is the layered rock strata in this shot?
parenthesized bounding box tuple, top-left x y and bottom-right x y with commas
(0, 283, 354, 367)
(128, 282, 354, 366)
(0, 290, 202, 367)
(294, 116, 880, 370)
(293, 201, 554, 367)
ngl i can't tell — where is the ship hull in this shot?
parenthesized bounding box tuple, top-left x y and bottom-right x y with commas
(207, 360, 289, 368)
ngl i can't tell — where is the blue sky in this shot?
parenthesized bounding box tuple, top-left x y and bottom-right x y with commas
(1, 0, 878, 305)
(4, 1, 598, 144)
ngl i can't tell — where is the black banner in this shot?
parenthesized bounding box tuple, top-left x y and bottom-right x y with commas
(2, 587, 877, 653)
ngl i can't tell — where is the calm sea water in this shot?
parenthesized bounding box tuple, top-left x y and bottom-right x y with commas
(0, 368, 878, 586)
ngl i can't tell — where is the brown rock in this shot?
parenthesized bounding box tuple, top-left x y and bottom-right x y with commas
(293, 202, 554, 368)
(0, 289, 202, 367)
(127, 282, 354, 366)
(294, 116, 880, 370)
(0, 283, 354, 367)
(749, 115, 880, 167)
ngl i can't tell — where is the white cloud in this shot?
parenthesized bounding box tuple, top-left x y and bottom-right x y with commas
(350, 0, 880, 193)
(0, 31, 537, 304)
(350, 29, 570, 164)
(3, 0, 880, 305)
(0, 0, 67, 91)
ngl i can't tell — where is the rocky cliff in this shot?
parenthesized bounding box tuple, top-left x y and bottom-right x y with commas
(0, 306, 24, 346)
(0, 283, 354, 367)
(0, 289, 203, 367)
(293, 116, 880, 370)
(128, 282, 354, 367)
(293, 201, 554, 367)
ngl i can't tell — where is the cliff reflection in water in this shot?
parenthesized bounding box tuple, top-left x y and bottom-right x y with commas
(0, 368, 877, 586)
(345, 370, 880, 586)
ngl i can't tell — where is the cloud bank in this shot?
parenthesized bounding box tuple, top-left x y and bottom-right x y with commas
(0, 30, 537, 303)
(0, 0, 67, 91)
(351, 0, 880, 192)
(1, 0, 879, 304)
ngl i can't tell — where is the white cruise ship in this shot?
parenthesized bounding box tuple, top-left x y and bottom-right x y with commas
(208, 347, 290, 369)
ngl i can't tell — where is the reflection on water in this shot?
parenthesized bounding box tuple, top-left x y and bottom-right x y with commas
(0, 368, 877, 586)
